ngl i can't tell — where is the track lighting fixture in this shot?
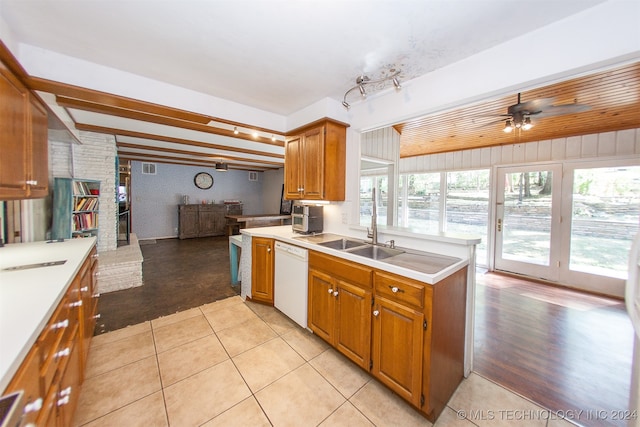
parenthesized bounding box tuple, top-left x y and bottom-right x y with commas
(342, 70, 402, 110)
(233, 127, 239, 135)
(271, 135, 276, 142)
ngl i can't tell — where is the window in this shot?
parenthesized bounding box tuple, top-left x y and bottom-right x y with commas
(141, 162, 157, 175)
(569, 165, 640, 279)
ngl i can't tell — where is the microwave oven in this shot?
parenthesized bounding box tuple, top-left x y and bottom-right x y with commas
(291, 204, 324, 234)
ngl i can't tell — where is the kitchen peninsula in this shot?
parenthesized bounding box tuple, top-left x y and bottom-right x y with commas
(0, 237, 98, 425)
(238, 225, 479, 422)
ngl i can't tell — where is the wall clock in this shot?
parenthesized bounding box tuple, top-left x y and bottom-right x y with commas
(194, 172, 214, 189)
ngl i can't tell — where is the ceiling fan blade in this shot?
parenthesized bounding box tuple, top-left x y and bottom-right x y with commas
(508, 97, 556, 115)
(533, 103, 591, 118)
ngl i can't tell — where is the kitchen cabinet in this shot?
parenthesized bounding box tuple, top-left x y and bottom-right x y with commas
(372, 275, 426, 407)
(308, 252, 372, 369)
(3, 244, 99, 425)
(251, 237, 274, 304)
(306, 247, 467, 422)
(178, 204, 228, 239)
(0, 58, 48, 200)
(284, 119, 347, 201)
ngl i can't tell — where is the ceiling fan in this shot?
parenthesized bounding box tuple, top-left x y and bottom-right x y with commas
(489, 93, 591, 133)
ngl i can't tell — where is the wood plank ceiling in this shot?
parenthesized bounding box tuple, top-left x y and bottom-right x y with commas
(393, 61, 640, 158)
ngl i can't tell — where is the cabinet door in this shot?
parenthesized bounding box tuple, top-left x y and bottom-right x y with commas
(335, 280, 371, 369)
(178, 205, 199, 239)
(0, 65, 28, 198)
(27, 96, 48, 198)
(198, 206, 219, 236)
(5, 346, 43, 425)
(251, 237, 274, 304)
(307, 268, 335, 343)
(301, 126, 324, 199)
(284, 135, 303, 199)
(372, 296, 424, 406)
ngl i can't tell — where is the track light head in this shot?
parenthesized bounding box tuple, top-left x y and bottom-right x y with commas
(342, 70, 402, 110)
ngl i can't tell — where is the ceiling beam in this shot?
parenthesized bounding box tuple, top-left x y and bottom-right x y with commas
(116, 142, 283, 166)
(75, 123, 284, 159)
(118, 152, 276, 170)
(58, 96, 285, 146)
(26, 76, 285, 136)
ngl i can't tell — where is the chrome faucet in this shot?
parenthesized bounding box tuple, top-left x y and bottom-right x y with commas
(367, 188, 378, 245)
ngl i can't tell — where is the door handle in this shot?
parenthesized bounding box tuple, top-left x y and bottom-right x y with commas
(497, 218, 502, 232)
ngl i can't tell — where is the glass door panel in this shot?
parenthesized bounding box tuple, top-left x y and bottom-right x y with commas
(495, 164, 562, 280)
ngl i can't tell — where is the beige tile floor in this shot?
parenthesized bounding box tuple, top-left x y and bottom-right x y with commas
(74, 296, 579, 427)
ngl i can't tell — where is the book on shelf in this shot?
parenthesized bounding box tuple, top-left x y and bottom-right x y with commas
(74, 197, 99, 211)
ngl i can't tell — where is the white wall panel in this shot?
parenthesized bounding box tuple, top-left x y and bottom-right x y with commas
(399, 128, 640, 173)
(618, 129, 637, 155)
(566, 136, 581, 158)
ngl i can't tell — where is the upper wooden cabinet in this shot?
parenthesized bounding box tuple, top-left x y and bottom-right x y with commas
(0, 60, 48, 200)
(284, 119, 347, 201)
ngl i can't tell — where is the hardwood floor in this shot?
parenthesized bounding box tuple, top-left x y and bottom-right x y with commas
(96, 237, 635, 426)
(474, 271, 634, 427)
(96, 236, 239, 333)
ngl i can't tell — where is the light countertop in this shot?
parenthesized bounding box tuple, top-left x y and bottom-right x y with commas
(0, 237, 97, 392)
(239, 226, 470, 284)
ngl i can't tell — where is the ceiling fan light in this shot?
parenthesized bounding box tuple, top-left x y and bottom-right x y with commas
(522, 117, 533, 130)
(503, 120, 513, 133)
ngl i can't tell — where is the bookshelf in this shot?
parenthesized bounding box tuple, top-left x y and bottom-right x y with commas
(52, 178, 101, 239)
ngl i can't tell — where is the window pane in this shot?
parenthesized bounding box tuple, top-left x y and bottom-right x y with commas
(360, 176, 388, 227)
(446, 169, 490, 265)
(400, 173, 441, 234)
(570, 166, 640, 279)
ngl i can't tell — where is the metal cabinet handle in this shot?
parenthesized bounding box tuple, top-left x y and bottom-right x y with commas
(389, 285, 404, 293)
(267, 247, 271, 253)
(26, 180, 38, 185)
(80, 286, 89, 292)
(69, 300, 82, 308)
(373, 310, 379, 317)
(52, 319, 69, 330)
(328, 288, 333, 294)
(24, 398, 43, 413)
(54, 347, 70, 359)
(57, 396, 70, 407)
(333, 291, 339, 297)
(59, 386, 72, 397)
(93, 313, 101, 320)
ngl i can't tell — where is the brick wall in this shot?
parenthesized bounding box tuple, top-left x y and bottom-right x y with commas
(50, 131, 117, 252)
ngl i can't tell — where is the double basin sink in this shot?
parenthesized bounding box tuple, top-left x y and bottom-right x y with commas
(294, 233, 462, 275)
(314, 237, 403, 260)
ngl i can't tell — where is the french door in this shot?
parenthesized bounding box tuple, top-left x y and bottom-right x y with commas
(494, 164, 563, 281)
(494, 161, 638, 296)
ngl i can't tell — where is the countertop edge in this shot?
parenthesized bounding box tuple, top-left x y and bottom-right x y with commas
(0, 237, 97, 392)
(240, 226, 470, 284)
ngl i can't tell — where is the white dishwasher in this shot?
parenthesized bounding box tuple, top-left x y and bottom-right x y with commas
(274, 241, 308, 328)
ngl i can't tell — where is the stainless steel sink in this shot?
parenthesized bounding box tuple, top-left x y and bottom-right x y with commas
(317, 238, 367, 250)
(347, 245, 404, 260)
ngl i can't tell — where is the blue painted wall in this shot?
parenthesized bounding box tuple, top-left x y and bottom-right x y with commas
(130, 161, 283, 239)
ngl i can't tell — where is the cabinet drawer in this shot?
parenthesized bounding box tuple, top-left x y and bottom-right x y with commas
(309, 251, 371, 288)
(38, 299, 70, 364)
(374, 271, 425, 309)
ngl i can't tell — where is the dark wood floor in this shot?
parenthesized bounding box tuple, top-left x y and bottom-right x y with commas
(95, 236, 239, 334)
(96, 237, 634, 427)
(474, 272, 633, 427)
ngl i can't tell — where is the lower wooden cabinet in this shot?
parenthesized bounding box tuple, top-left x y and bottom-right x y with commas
(3, 245, 99, 425)
(307, 249, 468, 422)
(308, 252, 372, 369)
(251, 237, 274, 304)
(371, 295, 424, 406)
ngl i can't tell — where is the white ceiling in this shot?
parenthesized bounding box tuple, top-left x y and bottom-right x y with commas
(1, 0, 605, 116)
